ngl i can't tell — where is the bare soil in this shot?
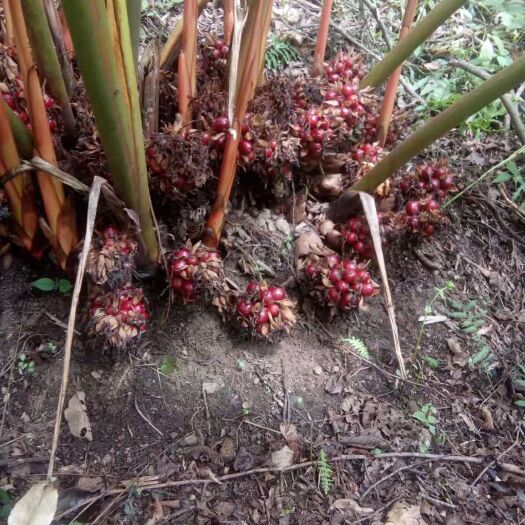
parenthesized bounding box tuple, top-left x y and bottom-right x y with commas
(1, 185, 524, 524)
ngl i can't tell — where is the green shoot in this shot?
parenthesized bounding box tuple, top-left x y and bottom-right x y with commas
(317, 449, 333, 496)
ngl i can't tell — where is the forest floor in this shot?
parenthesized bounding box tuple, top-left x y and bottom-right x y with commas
(1, 1, 525, 524)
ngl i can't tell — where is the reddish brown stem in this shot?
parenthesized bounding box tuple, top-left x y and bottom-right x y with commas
(179, 0, 197, 126)
(177, 50, 190, 125)
(376, 0, 419, 146)
(311, 0, 333, 77)
(224, 0, 234, 45)
(204, 0, 269, 247)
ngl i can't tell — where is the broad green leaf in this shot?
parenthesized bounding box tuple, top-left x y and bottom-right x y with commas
(515, 400, 525, 407)
(479, 38, 495, 63)
(58, 279, 73, 294)
(469, 346, 492, 366)
(31, 278, 56, 292)
(423, 356, 440, 370)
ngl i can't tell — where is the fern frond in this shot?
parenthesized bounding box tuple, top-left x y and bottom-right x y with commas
(342, 336, 371, 360)
(318, 449, 333, 496)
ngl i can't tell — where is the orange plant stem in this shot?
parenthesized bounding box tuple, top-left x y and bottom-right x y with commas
(311, 0, 333, 77)
(204, 0, 267, 247)
(10, 0, 77, 266)
(0, 91, 39, 252)
(376, 0, 419, 146)
(179, 0, 197, 126)
(223, 0, 234, 45)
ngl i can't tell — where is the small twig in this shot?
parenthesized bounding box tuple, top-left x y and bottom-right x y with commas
(0, 456, 49, 468)
(134, 396, 164, 438)
(361, 0, 392, 50)
(498, 185, 525, 222)
(45, 312, 81, 335)
(421, 494, 457, 509)
(360, 460, 429, 500)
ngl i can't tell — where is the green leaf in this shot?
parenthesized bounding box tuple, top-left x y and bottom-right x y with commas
(423, 356, 440, 370)
(514, 399, 525, 407)
(479, 38, 495, 63)
(58, 279, 73, 294)
(31, 278, 56, 292)
(493, 171, 512, 183)
(469, 346, 492, 366)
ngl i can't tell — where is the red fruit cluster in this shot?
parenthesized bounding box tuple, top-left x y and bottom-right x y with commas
(352, 141, 381, 164)
(89, 284, 149, 348)
(87, 226, 138, 286)
(340, 216, 377, 259)
(170, 243, 223, 303)
(304, 254, 378, 312)
(396, 159, 455, 236)
(235, 281, 296, 337)
(324, 52, 365, 84)
(212, 39, 229, 59)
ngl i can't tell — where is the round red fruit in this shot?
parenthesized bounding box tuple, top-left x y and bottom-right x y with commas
(343, 270, 358, 284)
(343, 57, 353, 69)
(341, 84, 355, 99)
(305, 264, 317, 278)
(353, 149, 364, 161)
(435, 166, 447, 178)
(338, 292, 352, 310)
(213, 116, 229, 132)
(336, 279, 349, 293)
(353, 241, 364, 253)
(257, 308, 269, 325)
(259, 289, 274, 304)
(425, 199, 440, 212)
(328, 73, 340, 83)
(345, 231, 358, 244)
(268, 303, 280, 318)
(342, 260, 357, 271)
(335, 61, 345, 73)
(237, 300, 253, 318)
(265, 147, 273, 159)
(329, 268, 342, 283)
(269, 287, 286, 301)
(325, 90, 338, 101)
(309, 113, 320, 127)
(171, 259, 188, 273)
(171, 277, 183, 290)
(361, 283, 375, 297)
(405, 200, 420, 216)
(440, 175, 454, 190)
(423, 224, 435, 237)
(239, 140, 254, 156)
(174, 247, 190, 259)
(181, 280, 194, 295)
(347, 217, 361, 231)
(246, 281, 260, 294)
(400, 180, 411, 193)
(3, 93, 15, 108)
(327, 288, 340, 304)
(186, 255, 198, 266)
(308, 142, 323, 159)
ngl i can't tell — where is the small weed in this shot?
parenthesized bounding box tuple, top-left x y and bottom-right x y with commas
(422, 355, 440, 370)
(158, 355, 177, 375)
(512, 365, 525, 407)
(317, 449, 333, 496)
(266, 36, 299, 71)
(412, 403, 437, 435)
(31, 277, 73, 294)
(342, 336, 371, 360)
(17, 354, 36, 376)
(447, 298, 496, 374)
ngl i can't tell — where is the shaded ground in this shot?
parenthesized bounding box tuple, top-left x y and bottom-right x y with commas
(1, 181, 524, 523)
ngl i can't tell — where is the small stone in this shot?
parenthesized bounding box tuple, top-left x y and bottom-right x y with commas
(183, 432, 199, 446)
(237, 359, 247, 370)
(202, 381, 221, 394)
(181, 348, 188, 357)
(253, 377, 260, 385)
(333, 365, 340, 373)
(91, 370, 102, 380)
(275, 218, 292, 236)
(293, 396, 305, 409)
(313, 365, 323, 375)
(101, 453, 112, 465)
(220, 437, 237, 463)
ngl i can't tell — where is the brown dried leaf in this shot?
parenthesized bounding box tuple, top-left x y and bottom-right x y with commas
(64, 391, 93, 441)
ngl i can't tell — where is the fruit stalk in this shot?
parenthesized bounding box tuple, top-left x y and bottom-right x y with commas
(376, 0, 418, 146)
(361, 0, 466, 88)
(347, 55, 525, 194)
(311, 0, 333, 77)
(3, 99, 34, 159)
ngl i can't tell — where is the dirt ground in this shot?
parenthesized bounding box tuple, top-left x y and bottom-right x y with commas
(1, 177, 524, 523)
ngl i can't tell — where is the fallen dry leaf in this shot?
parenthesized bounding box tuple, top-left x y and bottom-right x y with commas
(64, 391, 93, 441)
(384, 500, 424, 524)
(271, 445, 294, 470)
(332, 498, 373, 515)
(8, 481, 58, 525)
